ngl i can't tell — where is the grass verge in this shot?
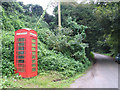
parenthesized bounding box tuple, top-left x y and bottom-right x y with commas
(1, 71, 85, 88)
(1, 63, 92, 88)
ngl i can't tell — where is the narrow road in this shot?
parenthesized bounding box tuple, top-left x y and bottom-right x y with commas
(70, 53, 118, 88)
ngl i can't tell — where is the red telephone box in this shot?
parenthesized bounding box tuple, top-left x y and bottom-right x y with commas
(14, 28, 38, 78)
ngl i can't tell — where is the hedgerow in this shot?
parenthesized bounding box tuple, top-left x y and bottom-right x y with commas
(1, 2, 91, 78)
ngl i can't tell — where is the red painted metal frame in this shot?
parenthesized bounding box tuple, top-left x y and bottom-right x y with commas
(14, 29, 38, 78)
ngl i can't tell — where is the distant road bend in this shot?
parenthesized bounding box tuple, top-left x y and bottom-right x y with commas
(70, 53, 118, 88)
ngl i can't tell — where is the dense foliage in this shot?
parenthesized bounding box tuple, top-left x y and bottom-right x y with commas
(1, 1, 119, 81)
(2, 31, 14, 76)
(1, 2, 91, 78)
(52, 2, 120, 55)
(36, 17, 90, 77)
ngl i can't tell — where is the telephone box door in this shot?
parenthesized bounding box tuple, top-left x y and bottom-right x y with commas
(15, 37, 26, 74)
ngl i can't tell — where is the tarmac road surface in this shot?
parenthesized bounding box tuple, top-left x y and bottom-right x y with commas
(70, 53, 118, 88)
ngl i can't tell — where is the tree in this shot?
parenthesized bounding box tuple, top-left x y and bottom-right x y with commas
(94, 2, 120, 55)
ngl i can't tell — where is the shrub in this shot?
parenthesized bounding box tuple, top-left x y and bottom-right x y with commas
(2, 31, 15, 77)
(1, 76, 12, 88)
(36, 17, 91, 77)
(37, 41, 91, 77)
(37, 28, 52, 44)
(90, 52, 94, 59)
(1, 3, 91, 78)
(46, 17, 89, 62)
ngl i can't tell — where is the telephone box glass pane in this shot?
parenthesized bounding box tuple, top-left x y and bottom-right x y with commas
(32, 43, 35, 46)
(32, 60, 36, 63)
(18, 47, 24, 50)
(32, 52, 35, 55)
(18, 60, 24, 63)
(32, 64, 36, 67)
(18, 38, 24, 42)
(18, 56, 24, 59)
(32, 68, 36, 71)
(32, 56, 35, 59)
(18, 43, 24, 46)
(18, 51, 24, 54)
(32, 39, 36, 42)
(32, 47, 36, 50)
(18, 64, 24, 67)
(18, 68, 24, 72)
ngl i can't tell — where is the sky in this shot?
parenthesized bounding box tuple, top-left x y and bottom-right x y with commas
(17, 0, 57, 15)
(16, 0, 86, 15)
(16, 0, 99, 15)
